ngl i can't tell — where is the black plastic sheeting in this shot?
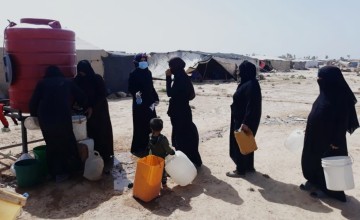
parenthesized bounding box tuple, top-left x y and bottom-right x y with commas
(102, 53, 134, 94)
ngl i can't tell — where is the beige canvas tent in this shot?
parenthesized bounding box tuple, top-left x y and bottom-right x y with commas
(75, 37, 107, 77)
(251, 55, 291, 72)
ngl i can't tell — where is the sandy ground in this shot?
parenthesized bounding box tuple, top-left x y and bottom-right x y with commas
(1, 69, 360, 219)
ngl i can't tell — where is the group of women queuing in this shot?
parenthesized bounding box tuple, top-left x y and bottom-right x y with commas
(227, 62, 358, 203)
(29, 61, 114, 182)
(29, 53, 358, 203)
(128, 54, 202, 167)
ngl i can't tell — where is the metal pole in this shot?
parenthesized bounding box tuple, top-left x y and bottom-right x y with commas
(0, 139, 44, 151)
(20, 112, 28, 153)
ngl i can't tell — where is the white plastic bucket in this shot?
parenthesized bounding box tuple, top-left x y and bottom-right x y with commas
(72, 115, 87, 141)
(165, 151, 197, 186)
(284, 129, 304, 153)
(321, 156, 354, 191)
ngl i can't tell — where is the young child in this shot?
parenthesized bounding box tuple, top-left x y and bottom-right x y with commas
(0, 103, 10, 132)
(148, 117, 175, 187)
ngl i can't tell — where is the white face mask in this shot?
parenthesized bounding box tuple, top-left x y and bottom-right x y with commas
(138, 61, 148, 69)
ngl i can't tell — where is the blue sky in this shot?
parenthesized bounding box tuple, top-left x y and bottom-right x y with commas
(1, 0, 359, 59)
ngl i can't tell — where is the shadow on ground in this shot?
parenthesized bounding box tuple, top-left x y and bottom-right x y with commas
(133, 165, 243, 217)
(244, 172, 333, 213)
(19, 152, 133, 219)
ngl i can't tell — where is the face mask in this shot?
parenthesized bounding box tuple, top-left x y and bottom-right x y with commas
(138, 61, 148, 69)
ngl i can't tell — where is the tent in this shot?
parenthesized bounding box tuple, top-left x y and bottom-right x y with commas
(188, 53, 258, 81)
(304, 60, 318, 68)
(187, 56, 237, 81)
(251, 55, 291, 72)
(148, 51, 206, 79)
(291, 60, 307, 70)
(102, 51, 135, 94)
(75, 37, 107, 77)
(148, 50, 257, 81)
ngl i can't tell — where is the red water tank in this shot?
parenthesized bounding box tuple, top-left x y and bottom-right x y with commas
(4, 18, 76, 113)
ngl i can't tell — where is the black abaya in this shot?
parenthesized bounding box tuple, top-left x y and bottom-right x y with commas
(166, 57, 202, 167)
(128, 67, 159, 156)
(75, 61, 114, 162)
(229, 61, 262, 174)
(29, 66, 87, 177)
(302, 66, 359, 202)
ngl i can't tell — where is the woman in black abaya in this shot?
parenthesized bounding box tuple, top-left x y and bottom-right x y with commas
(75, 60, 114, 163)
(128, 53, 159, 157)
(166, 57, 202, 167)
(226, 60, 262, 177)
(29, 66, 87, 182)
(301, 66, 359, 202)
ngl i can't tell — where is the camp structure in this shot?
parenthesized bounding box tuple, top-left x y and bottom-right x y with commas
(147, 50, 206, 79)
(187, 53, 258, 81)
(147, 50, 258, 81)
(251, 55, 291, 72)
(291, 60, 307, 70)
(102, 51, 134, 94)
(304, 60, 318, 68)
(75, 37, 107, 77)
(186, 56, 236, 81)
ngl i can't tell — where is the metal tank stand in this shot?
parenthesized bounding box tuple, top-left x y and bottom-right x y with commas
(3, 105, 28, 153)
(0, 99, 43, 153)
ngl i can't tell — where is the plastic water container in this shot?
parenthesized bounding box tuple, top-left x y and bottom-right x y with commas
(72, 115, 87, 141)
(284, 129, 304, 153)
(321, 156, 354, 191)
(83, 151, 104, 181)
(14, 159, 41, 188)
(133, 155, 164, 202)
(10, 153, 33, 176)
(165, 151, 197, 186)
(33, 145, 47, 176)
(135, 91, 142, 105)
(78, 138, 94, 153)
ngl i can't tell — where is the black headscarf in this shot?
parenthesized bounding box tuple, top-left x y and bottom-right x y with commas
(77, 60, 96, 77)
(44, 65, 64, 78)
(133, 53, 148, 68)
(239, 60, 256, 85)
(317, 66, 359, 134)
(168, 57, 186, 74)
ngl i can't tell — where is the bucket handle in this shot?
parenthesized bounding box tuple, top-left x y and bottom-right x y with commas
(93, 151, 101, 158)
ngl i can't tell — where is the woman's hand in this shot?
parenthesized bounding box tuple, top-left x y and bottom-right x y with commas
(241, 124, 252, 135)
(165, 69, 172, 76)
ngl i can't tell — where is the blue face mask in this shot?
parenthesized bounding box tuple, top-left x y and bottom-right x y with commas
(138, 61, 148, 69)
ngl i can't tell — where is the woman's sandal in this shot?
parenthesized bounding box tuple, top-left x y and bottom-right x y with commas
(299, 181, 315, 191)
(226, 170, 246, 178)
(310, 190, 326, 199)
